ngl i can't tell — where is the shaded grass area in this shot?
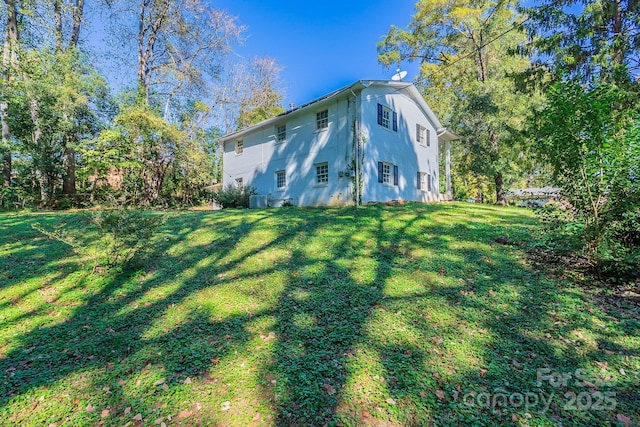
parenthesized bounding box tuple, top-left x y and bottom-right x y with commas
(0, 203, 638, 426)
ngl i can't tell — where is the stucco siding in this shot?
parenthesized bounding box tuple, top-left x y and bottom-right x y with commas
(360, 84, 440, 203)
(222, 96, 356, 206)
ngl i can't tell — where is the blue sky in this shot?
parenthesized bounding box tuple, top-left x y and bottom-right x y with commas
(212, 0, 422, 107)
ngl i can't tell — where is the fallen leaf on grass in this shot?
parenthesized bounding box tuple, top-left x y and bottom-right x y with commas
(616, 414, 632, 427)
(183, 377, 192, 384)
(178, 410, 193, 419)
(479, 368, 488, 377)
(124, 407, 131, 415)
(324, 383, 336, 395)
(133, 413, 143, 421)
(511, 413, 518, 422)
(252, 413, 260, 422)
(86, 404, 95, 413)
(435, 390, 445, 400)
(153, 378, 165, 386)
(221, 401, 231, 411)
(101, 409, 110, 418)
(595, 361, 608, 370)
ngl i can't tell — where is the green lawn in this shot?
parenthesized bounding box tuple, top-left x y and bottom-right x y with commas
(0, 203, 638, 426)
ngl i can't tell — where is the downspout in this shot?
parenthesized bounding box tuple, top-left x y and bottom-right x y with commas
(350, 89, 360, 206)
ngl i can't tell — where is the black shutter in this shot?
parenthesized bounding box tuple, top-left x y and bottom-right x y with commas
(393, 165, 399, 186)
(417, 171, 421, 189)
(427, 174, 432, 191)
(416, 123, 420, 142)
(377, 104, 383, 126)
(392, 111, 398, 131)
(378, 161, 383, 183)
(427, 130, 431, 146)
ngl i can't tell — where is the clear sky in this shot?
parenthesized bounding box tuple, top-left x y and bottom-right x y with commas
(212, 0, 422, 107)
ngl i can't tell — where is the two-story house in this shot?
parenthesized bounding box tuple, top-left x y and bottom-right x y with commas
(218, 80, 457, 207)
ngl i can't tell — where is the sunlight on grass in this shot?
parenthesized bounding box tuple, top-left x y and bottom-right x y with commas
(1, 204, 638, 426)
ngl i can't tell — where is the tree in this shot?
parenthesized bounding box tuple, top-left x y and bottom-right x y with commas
(534, 80, 640, 275)
(1, 0, 19, 192)
(235, 57, 286, 130)
(378, 0, 539, 204)
(522, 0, 640, 84)
(106, 0, 243, 117)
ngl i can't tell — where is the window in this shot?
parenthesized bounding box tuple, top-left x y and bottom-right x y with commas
(235, 177, 243, 187)
(315, 162, 329, 185)
(377, 104, 398, 131)
(418, 172, 433, 191)
(417, 172, 431, 191)
(378, 161, 398, 186)
(235, 140, 243, 155)
(316, 109, 328, 130)
(382, 163, 391, 184)
(275, 124, 286, 143)
(416, 124, 427, 146)
(276, 170, 286, 190)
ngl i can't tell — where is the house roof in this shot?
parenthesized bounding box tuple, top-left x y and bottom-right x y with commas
(218, 80, 458, 143)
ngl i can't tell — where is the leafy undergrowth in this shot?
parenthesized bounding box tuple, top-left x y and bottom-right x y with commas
(0, 203, 638, 426)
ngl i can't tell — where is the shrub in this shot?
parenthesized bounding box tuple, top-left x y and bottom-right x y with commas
(33, 209, 165, 270)
(211, 185, 257, 208)
(534, 80, 640, 284)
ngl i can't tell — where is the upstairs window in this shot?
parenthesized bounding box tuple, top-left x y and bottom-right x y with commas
(315, 162, 329, 185)
(377, 104, 398, 131)
(235, 140, 243, 155)
(316, 109, 329, 130)
(275, 124, 286, 143)
(416, 124, 427, 146)
(276, 170, 286, 190)
(235, 177, 243, 187)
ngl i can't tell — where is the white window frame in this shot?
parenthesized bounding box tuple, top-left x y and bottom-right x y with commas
(235, 140, 243, 155)
(417, 124, 427, 146)
(382, 162, 392, 185)
(419, 172, 433, 191)
(315, 162, 329, 186)
(235, 177, 243, 187)
(276, 170, 286, 190)
(316, 109, 329, 130)
(275, 124, 286, 143)
(381, 106, 392, 129)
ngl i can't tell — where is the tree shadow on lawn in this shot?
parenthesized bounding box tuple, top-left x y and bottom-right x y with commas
(0, 209, 283, 423)
(328, 210, 639, 426)
(1, 204, 637, 426)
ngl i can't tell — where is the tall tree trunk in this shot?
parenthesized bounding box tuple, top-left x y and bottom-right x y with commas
(62, 140, 76, 195)
(29, 99, 51, 204)
(54, 0, 63, 52)
(494, 172, 506, 205)
(69, 0, 85, 49)
(59, 0, 85, 196)
(1, 0, 20, 193)
(1, 103, 10, 188)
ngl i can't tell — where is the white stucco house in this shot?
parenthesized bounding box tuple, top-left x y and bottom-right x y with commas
(218, 80, 457, 207)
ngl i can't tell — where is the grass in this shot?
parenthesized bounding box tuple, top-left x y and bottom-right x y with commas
(0, 203, 638, 426)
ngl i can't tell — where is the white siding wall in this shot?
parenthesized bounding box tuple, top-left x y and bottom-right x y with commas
(222, 96, 356, 206)
(360, 85, 440, 203)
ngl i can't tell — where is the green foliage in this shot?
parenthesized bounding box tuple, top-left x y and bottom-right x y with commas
(211, 184, 257, 208)
(522, 0, 640, 84)
(90, 209, 165, 268)
(2, 205, 638, 426)
(534, 80, 640, 281)
(378, 0, 543, 204)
